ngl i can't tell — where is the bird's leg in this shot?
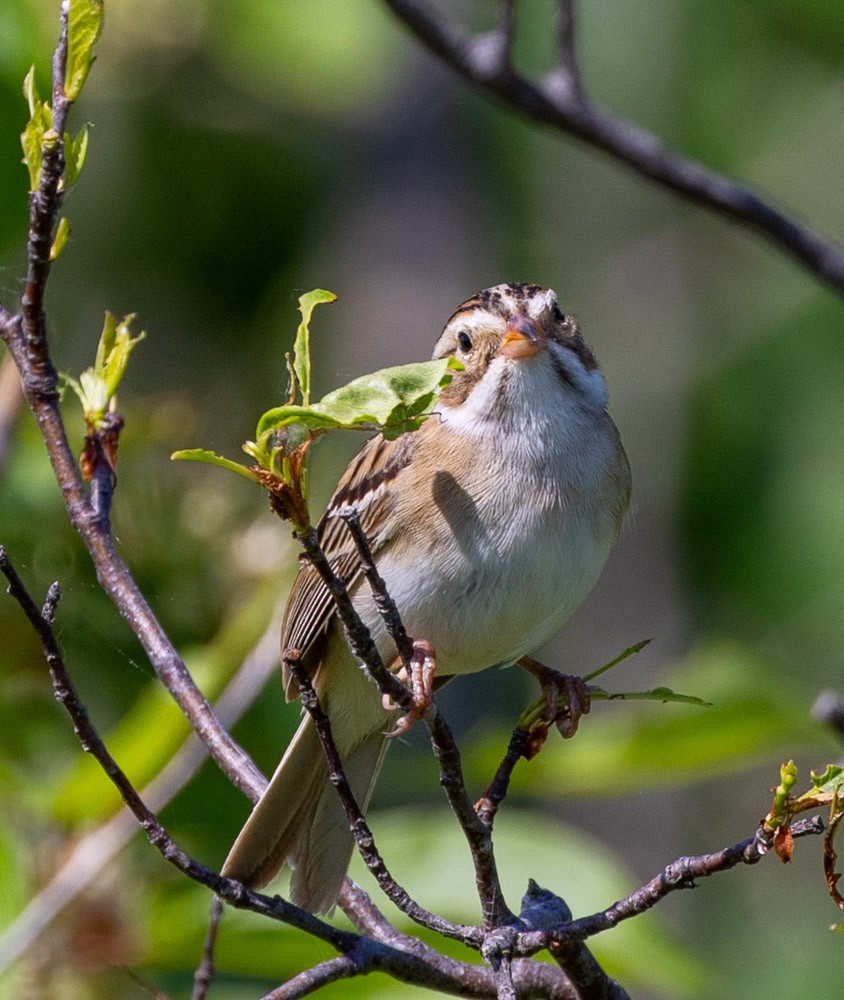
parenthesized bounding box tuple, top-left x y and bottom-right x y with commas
(518, 656, 591, 739)
(382, 639, 437, 738)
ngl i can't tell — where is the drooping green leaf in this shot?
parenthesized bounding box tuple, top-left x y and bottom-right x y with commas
(50, 216, 71, 261)
(65, 0, 104, 101)
(291, 288, 335, 405)
(256, 356, 460, 443)
(170, 448, 260, 482)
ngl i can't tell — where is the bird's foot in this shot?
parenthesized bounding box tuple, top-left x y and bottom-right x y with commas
(383, 639, 436, 738)
(518, 656, 591, 739)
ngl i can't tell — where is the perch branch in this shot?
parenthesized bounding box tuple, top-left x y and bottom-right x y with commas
(326, 512, 514, 929)
(284, 650, 479, 944)
(516, 815, 826, 956)
(384, 0, 844, 295)
(1, 550, 576, 998)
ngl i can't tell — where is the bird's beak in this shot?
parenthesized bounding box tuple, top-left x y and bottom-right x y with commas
(500, 314, 546, 359)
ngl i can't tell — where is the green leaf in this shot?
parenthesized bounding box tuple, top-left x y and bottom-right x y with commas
(63, 313, 145, 428)
(256, 356, 459, 443)
(590, 685, 713, 707)
(20, 73, 52, 191)
(64, 124, 89, 187)
(65, 0, 104, 101)
(22, 65, 38, 116)
(171, 448, 260, 483)
(292, 288, 336, 405)
(50, 216, 71, 261)
(805, 764, 844, 797)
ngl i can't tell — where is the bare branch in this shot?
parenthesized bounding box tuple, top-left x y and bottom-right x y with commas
(284, 650, 479, 944)
(0, 610, 279, 973)
(552, 0, 584, 102)
(516, 816, 826, 956)
(475, 726, 532, 828)
(191, 895, 223, 1000)
(339, 881, 579, 1000)
(384, 0, 844, 296)
(337, 508, 414, 668)
(259, 956, 358, 1000)
(294, 525, 411, 708)
(19, 9, 70, 387)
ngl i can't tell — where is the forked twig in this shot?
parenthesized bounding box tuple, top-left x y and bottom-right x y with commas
(384, 0, 844, 295)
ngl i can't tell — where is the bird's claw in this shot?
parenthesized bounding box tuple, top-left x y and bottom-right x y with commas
(383, 639, 436, 738)
(518, 656, 591, 739)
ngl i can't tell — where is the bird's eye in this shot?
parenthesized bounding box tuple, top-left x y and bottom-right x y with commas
(551, 301, 565, 322)
(457, 331, 473, 353)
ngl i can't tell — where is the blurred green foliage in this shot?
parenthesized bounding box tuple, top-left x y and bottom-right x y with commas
(2, 1, 844, 998)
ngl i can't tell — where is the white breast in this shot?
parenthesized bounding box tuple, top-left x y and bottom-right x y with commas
(354, 350, 627, 677)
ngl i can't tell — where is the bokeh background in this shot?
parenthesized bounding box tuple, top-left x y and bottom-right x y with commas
(2, 1, 844, 997)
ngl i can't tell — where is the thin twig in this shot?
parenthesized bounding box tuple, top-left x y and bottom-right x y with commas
(284, 651, 478, 944)
(19, 8, 69, 386)
(552, 0, 584, 102)
(259, 956, 359, 1000)
(294, 525, 411, 708)
(330, 511, 513, 929)
(191, 895, 223, 1000)
(0, 608, 279, 973)
(384, 0, 844, 296)
(337, 508, 414, 668)
(425, 703, 515, 929)
(475, 726, 532, 828)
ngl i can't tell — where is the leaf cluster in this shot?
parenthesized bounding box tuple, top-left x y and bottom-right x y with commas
(173, 289, 460, 530)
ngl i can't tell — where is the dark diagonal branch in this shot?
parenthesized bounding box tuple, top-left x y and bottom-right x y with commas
(384, 0, 844, 296)
(337, 508, 414, 668)
(0, 19, 264, 802)
(0, 549, 576, 999)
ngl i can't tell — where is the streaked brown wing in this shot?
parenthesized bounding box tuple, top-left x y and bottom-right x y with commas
(280, 430, 420, 697)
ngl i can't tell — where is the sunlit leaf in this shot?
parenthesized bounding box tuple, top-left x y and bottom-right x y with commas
(291, 288, 335, 405)
(590, 685, 712, 707)
(50, 216, 71, 261)
(256, 356, 460, 442)
(806, 764, 844, 797)
(65, 0, 104, 101)
(64, 123, 89, 187)
(22, 65, 38, 116)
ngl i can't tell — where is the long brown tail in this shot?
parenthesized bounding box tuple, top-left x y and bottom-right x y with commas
(222, 714, 387, 913)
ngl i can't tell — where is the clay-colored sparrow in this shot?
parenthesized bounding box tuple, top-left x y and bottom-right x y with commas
(223, 282, 631, 912)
